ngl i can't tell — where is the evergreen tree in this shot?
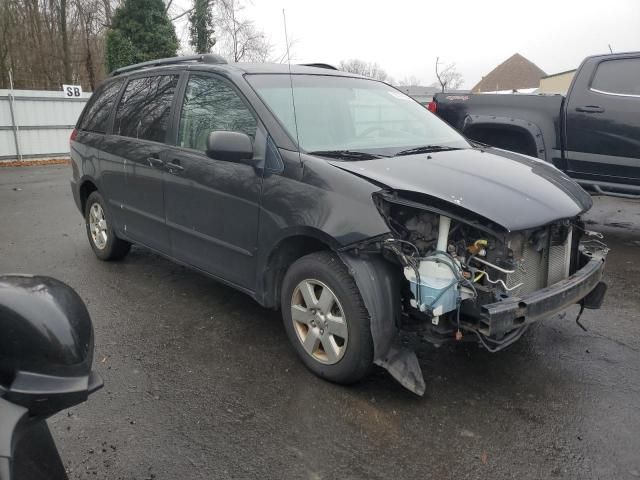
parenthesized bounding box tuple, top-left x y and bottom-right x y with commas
(106, 0, 178, 72)
(189, 0, 215, 54)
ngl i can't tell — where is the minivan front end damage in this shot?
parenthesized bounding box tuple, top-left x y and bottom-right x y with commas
(339, 189, 608, 395)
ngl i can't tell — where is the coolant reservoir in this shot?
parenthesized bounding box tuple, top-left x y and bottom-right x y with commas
(404, 214, 460, 317)
(404, 252, 459, 316)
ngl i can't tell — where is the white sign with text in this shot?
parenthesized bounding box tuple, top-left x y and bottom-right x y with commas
(63, 85, 83, 98)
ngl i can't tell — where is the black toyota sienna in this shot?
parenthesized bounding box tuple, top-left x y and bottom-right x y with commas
(70, 54, 608, 394)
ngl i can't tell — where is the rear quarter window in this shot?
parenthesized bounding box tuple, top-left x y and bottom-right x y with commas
(114, 75, 179, 143)
(79, 80, 123, 133)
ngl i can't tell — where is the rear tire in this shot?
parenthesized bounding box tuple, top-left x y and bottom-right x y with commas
(281, 251, 374, 385)
(85, 191, 131, 261)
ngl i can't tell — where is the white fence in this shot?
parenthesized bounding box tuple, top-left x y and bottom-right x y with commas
(0, 89, 92, 161)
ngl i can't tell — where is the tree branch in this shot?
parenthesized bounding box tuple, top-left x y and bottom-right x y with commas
(171, 7, 194, 21)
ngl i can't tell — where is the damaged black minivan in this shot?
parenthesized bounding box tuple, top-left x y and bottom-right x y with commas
(70, 54, 608, 395)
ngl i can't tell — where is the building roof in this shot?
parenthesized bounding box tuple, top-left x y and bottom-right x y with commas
(540, 69, 577, 79)
(472, 53, 547, 93)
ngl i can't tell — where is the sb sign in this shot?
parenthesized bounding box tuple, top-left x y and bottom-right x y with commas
(63, 84, 83, 98)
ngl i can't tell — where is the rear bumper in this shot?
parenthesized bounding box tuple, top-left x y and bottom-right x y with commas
(480, 246, 607, 337)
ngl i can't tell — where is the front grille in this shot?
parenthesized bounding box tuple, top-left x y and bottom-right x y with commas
(506, 228, 572, 296)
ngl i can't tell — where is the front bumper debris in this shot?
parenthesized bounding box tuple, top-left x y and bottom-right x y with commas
(479, 245, 608, 337)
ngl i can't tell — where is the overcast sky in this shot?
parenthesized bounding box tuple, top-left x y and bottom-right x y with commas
(173, 0, 640, 88)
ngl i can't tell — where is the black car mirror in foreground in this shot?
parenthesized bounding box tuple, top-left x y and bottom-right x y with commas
(0, 275, 102, 480)
(206, 130, 255, 163)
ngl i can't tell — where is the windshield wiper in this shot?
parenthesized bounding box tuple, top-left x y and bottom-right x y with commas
(394, 145, 461, 156)
(309, 150, 385, 160)
(469, 139, 492, 149)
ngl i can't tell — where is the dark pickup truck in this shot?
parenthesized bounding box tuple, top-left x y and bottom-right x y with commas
(431, 52, 640, 196)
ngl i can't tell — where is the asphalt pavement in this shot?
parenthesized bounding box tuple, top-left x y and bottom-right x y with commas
(1, 165, 639, 480)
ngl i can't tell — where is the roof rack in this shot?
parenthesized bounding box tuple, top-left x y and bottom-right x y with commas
(110, 54, 227, 76)
(299, 63, 338, 70)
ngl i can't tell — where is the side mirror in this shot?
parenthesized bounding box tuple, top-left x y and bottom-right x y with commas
(206, 131, 254, 163)
(0, 275, 102, 417)
(0, 275, 102, 480)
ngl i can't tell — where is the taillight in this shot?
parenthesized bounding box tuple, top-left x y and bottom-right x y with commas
(70, 128, 78, 142)
(427, 101, 437, 113)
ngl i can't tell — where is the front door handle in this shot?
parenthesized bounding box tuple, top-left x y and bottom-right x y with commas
(147, 156, 165, 168)
(166, 159, 184, 174)
(576, 105, 604, 113)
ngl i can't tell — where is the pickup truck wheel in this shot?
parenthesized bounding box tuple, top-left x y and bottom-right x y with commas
(281, 251, 374, 385)
(85, 191, 131, 261)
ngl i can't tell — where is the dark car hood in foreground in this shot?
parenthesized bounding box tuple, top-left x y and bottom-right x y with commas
(328, 147, 593, 231)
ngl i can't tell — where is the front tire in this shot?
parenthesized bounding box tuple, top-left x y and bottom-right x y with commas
(281, 251, 374, 385)
(85, 191, 131, 261)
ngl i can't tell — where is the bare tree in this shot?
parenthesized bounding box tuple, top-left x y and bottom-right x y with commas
(338, 58, 389, 81)
(0, 0, 117, 90)
(215, 0, 271, 62)
(59, 0, 72, 82)
(75, 0, 109, 89)
(0, 0, 14, 85)
(435, 57, 464, 92)
(269, 37, 298, 64)
(103, 0, 113, 24)
(1, 0, 65, 88)
(396, 75, 421, 87)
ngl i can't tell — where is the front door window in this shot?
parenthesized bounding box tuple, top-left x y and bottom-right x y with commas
(178, 74, 257, 152)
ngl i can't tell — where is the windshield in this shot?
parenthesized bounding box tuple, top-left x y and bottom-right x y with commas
(246, 74, 470, 156)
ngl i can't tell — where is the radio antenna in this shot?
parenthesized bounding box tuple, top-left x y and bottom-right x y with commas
(282, 9, 302, 165)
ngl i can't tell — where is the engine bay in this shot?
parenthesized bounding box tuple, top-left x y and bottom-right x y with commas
(369, 190, 586, 350)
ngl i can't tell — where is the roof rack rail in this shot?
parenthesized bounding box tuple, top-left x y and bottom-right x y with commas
(299, 63, 338, 70)
(110, 54, 227, 76)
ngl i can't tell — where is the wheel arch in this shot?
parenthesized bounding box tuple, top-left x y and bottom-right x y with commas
(79, 178, 99, 213)
(257, 229, 341, 309)
(462, 115, 545, 159)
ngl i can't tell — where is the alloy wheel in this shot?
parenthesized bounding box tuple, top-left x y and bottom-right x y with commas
(89, 203, 108, 250)
(290, 279, 348, 365)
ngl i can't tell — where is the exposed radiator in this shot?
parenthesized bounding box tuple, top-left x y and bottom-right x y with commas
(506, 228, 572, 296)
(548, 228, 573, 285)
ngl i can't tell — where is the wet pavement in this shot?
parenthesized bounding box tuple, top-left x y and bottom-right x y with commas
(1, 165, 639, 480)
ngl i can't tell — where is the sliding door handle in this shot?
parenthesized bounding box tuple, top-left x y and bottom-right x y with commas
(147, 156, 165, 168)
(166, 159, 184, 173)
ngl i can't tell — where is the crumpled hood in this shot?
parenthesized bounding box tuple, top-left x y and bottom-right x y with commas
(328, 147, 593, 231)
